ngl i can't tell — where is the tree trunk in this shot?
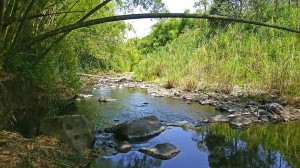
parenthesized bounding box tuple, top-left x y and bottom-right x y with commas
(34, 0, 112, 65)
(0, 0, 6, 32)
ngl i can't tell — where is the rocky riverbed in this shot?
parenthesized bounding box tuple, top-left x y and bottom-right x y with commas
(79, 72, 300, 127)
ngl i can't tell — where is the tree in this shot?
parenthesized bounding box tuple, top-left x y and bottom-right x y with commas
(0, 0, 166, 89)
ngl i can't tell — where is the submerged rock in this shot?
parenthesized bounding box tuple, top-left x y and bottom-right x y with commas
(104, 116, 165, 140)
(138, 143, 180, 160)
(98, 96, 116, 103)
(115, 141, 132, 153)
(39, 115, 94, 151)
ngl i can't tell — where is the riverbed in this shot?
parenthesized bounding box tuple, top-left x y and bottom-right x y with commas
(72, 86, 300, 168)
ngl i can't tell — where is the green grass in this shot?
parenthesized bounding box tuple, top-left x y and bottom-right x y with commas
(135, 19, 300, 96)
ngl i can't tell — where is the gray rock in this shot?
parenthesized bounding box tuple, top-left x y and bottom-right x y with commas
(199, 100, 211, 105)
(118, 78, 128, 83)
(183, 95, 193, 100)
(39, 115, 94, 151)
(259, 115, 269, 122)
(98, 96, 116, 103)
(227, 108, 237, 113)
(116, 141, 132, 153)
(229, 116, 251, 127)
(138, 143, 180, 160)
(250, 117, 259, 123)
(227, 114, 237, 118)
(210, 115, 229, 123)
(247, 101, 260, 106)
(77, 94, 93, 99)
(215, 104, 230, 112)
(154, 93, 165, 97)
(266, 103, 290, 121)
(258, 109, 270, 115)
(167, 120, 194, 127)
(105, 116, 165, 140)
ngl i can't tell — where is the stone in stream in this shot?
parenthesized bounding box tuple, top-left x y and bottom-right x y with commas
(266, 103, 290, 121)
(104, 116, 165, 141)
(77, 93, 93, 99)
(259, 115, 269, 122)
(138, 143, 180, 160)
(166, 120, 194, 127)
(247, 100, 260, 106)
(215, 104, 230, 112)
(118, 78, 128, 83)
(98, 96, 117, 103)
(39, 115, 94, 151)
(209, 115, 229, 123)
(229, 116, 252, 130)
(258, 109, 270, 115)
(115, 141, 132, 153)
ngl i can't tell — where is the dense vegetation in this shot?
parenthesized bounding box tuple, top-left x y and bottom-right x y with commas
(0, 0, 164, 94)
(135, 0, 300, 97)
(0, 0, 299, 102)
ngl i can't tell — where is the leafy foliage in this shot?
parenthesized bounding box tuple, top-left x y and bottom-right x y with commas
(138, 14, 194, 54)
(0, 0, 165, 95)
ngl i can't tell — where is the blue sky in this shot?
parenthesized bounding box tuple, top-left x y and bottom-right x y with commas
(125, 0, 198, 38)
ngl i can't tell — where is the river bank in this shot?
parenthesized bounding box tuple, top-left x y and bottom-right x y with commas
(1, 72, 299, 167)
(75, 73, 300, 168)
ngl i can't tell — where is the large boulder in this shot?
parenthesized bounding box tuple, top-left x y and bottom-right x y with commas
(138, 143, 180, 160)
(39, 115, 94, 151)
(105, 116, 164, 140)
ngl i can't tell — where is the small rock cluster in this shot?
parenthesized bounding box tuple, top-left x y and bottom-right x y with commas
(96, 116, 180, 160)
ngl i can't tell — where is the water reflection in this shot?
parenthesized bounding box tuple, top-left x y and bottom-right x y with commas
(90, 124, 299, 168)
(72, 87, 300, 168)
(194, 123, 299, 168)
(91, 127, 209, 168)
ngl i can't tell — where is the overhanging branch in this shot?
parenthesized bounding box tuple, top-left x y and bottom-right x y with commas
(3, 13, 300, 63)
(24, 13, 300, 48)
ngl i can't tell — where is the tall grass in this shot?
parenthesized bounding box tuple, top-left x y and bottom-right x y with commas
(135, 15, 300, 95)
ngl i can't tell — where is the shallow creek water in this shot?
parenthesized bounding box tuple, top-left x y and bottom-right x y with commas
(72, 87, 300, 168)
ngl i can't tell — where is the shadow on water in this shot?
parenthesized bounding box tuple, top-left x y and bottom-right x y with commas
(72, 87, 300, 168)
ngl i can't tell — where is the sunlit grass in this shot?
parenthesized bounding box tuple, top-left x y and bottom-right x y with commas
(135, 19, 300, 97)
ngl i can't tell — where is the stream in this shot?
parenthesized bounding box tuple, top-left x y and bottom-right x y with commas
(71, 86, 300, 168)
